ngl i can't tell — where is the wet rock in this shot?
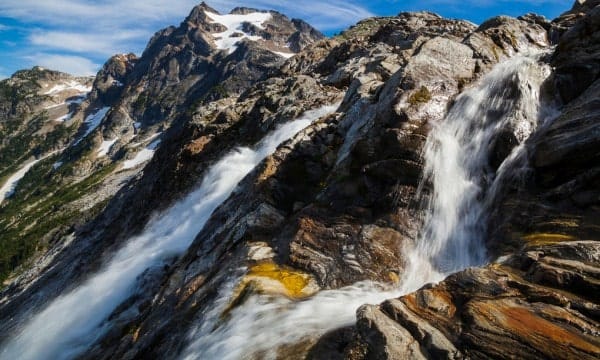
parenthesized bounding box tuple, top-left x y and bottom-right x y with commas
(2, 3, 598, 360)
(351, 241, 600, 359)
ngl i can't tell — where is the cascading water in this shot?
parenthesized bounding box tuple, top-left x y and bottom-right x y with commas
(400, 52, 553, 291)
(183, 53, 553, 359)
(0, 104, 338, 360)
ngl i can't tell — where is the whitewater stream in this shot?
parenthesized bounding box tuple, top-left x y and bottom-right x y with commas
(0, 105, 338, 360)
(1, 53, 553, 360)
(183, 53, 554, 359)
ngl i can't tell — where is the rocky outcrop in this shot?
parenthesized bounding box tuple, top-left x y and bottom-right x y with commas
(349, 3, 600, 359)
(0, 2, 324, 295)
(90, 53, 137, 106)
(552, 5, 600, 103)
(352, 241, 600, 359)
(71, 8, 561, 360)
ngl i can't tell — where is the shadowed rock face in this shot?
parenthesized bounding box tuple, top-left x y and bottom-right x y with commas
(0, 1, 598, 360)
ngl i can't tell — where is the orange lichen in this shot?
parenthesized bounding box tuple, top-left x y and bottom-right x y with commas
(177, 275, 206, 307)
(470, 300, 600, 356)
(131, 327, 141, 343)
(184, 135, 211, 155)
(388, 271, 400, 284)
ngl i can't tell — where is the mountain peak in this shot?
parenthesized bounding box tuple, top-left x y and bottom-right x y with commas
(185, 1, 220, 24)
(179, 2, 324, 57)
(230, 6, 267, 15)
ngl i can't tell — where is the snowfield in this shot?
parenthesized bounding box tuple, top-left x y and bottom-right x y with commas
(122, 138, 161, 169)
(97, 138, 118, 157)
(205, 11, 271, 54)
(43, 80, 91, 95)
(74, 107, 111, 145)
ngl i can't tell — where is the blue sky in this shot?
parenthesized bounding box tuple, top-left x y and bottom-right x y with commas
(0, 0, 573, 79)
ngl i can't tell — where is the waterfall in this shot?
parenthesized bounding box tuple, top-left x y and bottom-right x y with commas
(0, 104, 338, 360)
(400, 53, 552, 291)
(182, 53, 553, 359)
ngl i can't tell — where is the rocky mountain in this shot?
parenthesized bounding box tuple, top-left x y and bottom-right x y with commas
(0, 2, 323, 289)
(0, 1, 598, 359)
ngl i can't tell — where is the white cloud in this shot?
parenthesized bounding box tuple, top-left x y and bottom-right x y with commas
(26, 53, 100, 76)
(29, 29, 148, 56)
(0, 0, 372, 31)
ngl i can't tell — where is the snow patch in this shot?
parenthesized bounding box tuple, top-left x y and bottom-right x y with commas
(97, 138, 118, 157)
(74, 107, 111, 145)
(122, 138, 161, 170)
(53, 113, 72, 122)
(43, 80, 91, 95)
(205, 11, 271, 54)
(273, 51, 294, 59)
(43, 94, 87, 111)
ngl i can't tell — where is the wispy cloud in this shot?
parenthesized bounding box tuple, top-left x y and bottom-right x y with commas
(25, 53, 100, 76)
(29, 29, 148, 56)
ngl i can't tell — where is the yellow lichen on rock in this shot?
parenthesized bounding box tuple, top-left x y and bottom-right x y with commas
(221, 262, 318, 319)
(522, 233, 577, 246)
(246, 262, 313, 298)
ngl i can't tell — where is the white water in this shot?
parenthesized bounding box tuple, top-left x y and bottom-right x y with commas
(183, 280, 399, 360)
(183, 54, 552, 359)
(0, 104, 338, 360)
(400, 53, 552, 291)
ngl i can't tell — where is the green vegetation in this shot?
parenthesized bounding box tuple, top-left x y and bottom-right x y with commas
(0, 113, 76, 178)
(0, 69, 106, 285)
(0, 158, 116, 285)
(133, 93, 148, 110)
(408, 86, 432, 105)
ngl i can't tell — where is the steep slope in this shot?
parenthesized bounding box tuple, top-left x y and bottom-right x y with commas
(0, 68, 94, 282)
(0, 1, 598, 360)
(0, 2, 323, 289)
(44, 8, 552, 360)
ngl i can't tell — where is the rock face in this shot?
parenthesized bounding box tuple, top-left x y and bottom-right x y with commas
(0, 1, 598, 360)
(349, 4, 600, 359)
(352, 241, 600, 359)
